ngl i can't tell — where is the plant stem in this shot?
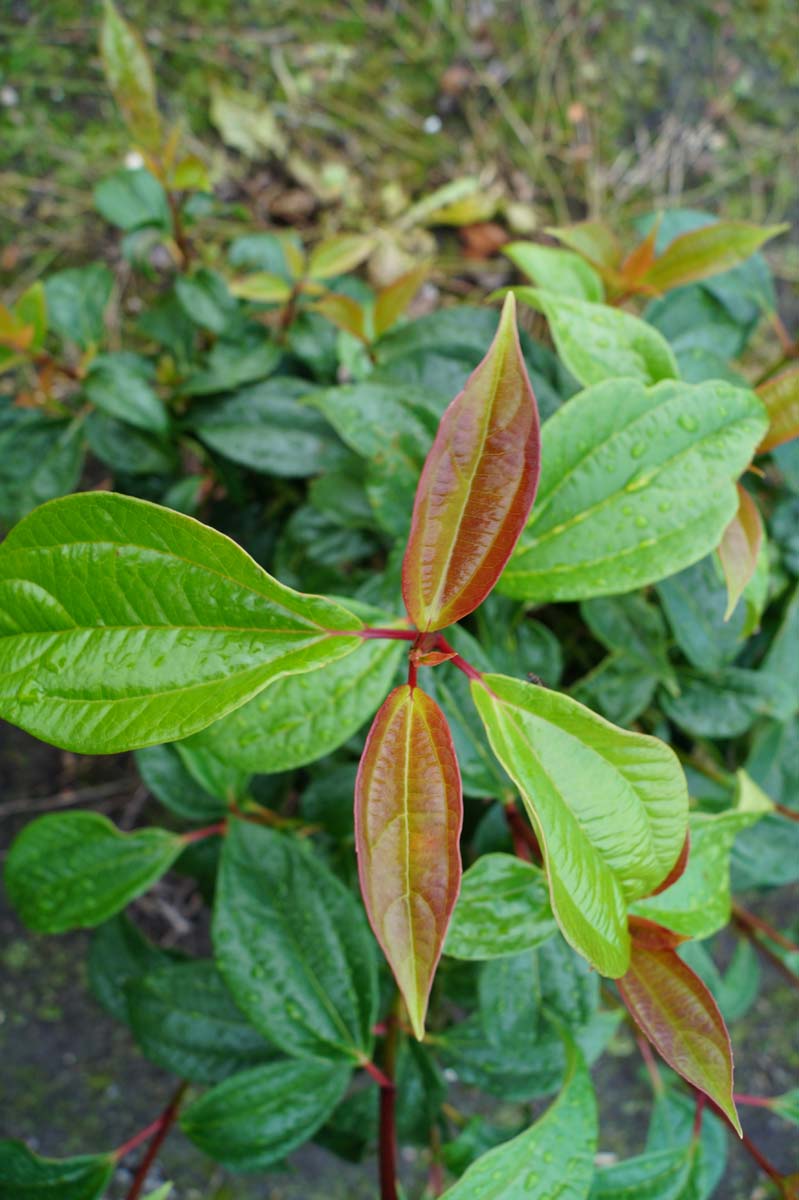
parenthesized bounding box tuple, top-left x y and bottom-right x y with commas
(732, 903, 799, 954)
(775, 802, 799, 823)
(117, 1083, 187, 1200)
(434, 634, 485, 683)
(739, 1129, 789, 1194)
(377, 1001, 400, 1200)
(180, 820, 227, 844)
(734, 1092, 774, 1108)
(354, 627, 417, 641)
(635, 1032, 665, 1095)
(504, 800, 542, 864)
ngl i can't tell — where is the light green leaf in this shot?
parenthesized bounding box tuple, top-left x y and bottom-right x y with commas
(4, 811, 182, 933)
(501, 378, 768, 603)
(445, 853, 556, 960)
(513, 288, 678, 386)
(94, 168, 171, 232)
(441, 1033, 596, 1199)
(471, 674, 688, 977)
(634, 770, 773, 937)
(100, 0, 162, 150)
(307, 234, 374, 280)
(0, 1141, 114, 1200)
(127, 959, 278, 1083)
(180, 1058, 351, 1172)
(0, 492, 363, 752)
(213, 819, 378, 1062)
(503, 243, 604, 302)
(181, 629, 403, 776)
(770, 1088, 799, 1126)
(142, 1186, 173, 1200)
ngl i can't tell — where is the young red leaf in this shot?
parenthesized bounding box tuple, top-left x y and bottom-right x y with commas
(757, 367, 799, 454)
(618, 941, 742, 1135)
(373, 264, 429, 338)
(618, 219, 660, 290)
(628, 915, 689, 952)
(718, 484, 763, 620)
(401, 292, 540, 631)
(648, 830, 690, 897)
(355, 684, 462, 1039)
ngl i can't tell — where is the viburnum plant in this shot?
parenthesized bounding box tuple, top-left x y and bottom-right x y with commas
(2, 281, 798, 1200)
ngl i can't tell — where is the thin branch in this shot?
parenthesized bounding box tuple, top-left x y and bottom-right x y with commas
(117, 1082, 188, 1200)
(732, 903, 799, 954)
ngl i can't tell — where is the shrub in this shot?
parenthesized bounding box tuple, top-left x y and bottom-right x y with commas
(1, 4, 798, 1199)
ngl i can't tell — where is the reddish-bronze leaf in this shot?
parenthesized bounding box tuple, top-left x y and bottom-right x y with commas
(355, 684, 462, 1039)
(401, 293, 540, 631)
(373, 264, 429, 338)
(643, 221, 787, 294)
(757, 367, 799, 454)
(619, 219, 660, 290)
(628, 915, 689, 952)
(648, 830, 690, 897)
(618, 941, 741, 1135)
(718, 484, 763, 620)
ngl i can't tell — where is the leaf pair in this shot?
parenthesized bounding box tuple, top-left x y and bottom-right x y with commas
(356, 295, 541, 1034)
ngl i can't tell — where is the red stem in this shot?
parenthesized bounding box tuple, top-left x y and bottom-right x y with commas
(362, 1058, 393, 1090)
(353, 627, 417, 641)
(775, 803, 799, 823)
(692, 1091, 705, 1138)
(732, 903, 799, 954)
(377, 1006, 400, 1200)
(180, 820, 227, 844)
(117, 1083, 187, 1200)
(434, 634, 485, 683)
(740, 1130, 789, 1192)
(504, 801, 542, 864)
(635, 1032, 665, 1094)
(734, 1093, 774, 1108)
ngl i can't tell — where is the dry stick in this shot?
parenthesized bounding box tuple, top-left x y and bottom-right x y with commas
(118, 1082, 188, 1200)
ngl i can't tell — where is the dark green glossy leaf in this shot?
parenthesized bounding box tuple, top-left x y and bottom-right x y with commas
(581, 593, 676, 689)
(94, 167, 170, 231)
(175, 270, 237, 335)
(85, 411, 176, 477)
(0, 1141, 114, 1200)
(5, 811, 183, 933)
(571, 654, 659, 727)
(127, 959, 278, 1083)
(182, 333, 282, 396)
(190, 378, 349, 477)
(213, 819, 378, 1062)
(135, 743, 226, 821)
(646, 1085, 727, 1198)
(88, 912, 177, 1024)
(440, 1033, 596, 1198)
(444, 853, 556, 960)
(45, 265, 113, 349)
(180, 1058, 351, 1172)
(84, 353, 168, 435)
(656, 555, 748, 671)
(661, 667, 794, 739)
(0, 409, 84, 525)
(589, 1143, 703, 1199)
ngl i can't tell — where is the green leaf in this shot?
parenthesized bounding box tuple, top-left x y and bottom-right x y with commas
(182, 333, 282, 397)
(0, 492, 363, 752)
(679, 939, 760, 1024)
(135, 743, 226, 821)
(44, 265, 113, 349)
(85, 412, 176, 477)
(513, 288, 678, 387)
(645, 221, 787, 293)
(571, 654, 659, 727)
(634, 771, 773, 937)
(88, 912, 177, 1024)
(142, 1186, 173, 1200)
(763, 583, 799, 713)
(661, 667, 795, 739)
(770, 1088, 799, 1126)
(307, 234, 374, 280)
(445, 853, 556, 960)
(471, 674, 688, 977)
(84, 353, 169, 435)
(581, 593, 677, 691)
(180, 1058, 351, 1172)
(213, 819, 378, 1062)
(646, 1085, 727, 1197)
(94, 168, 171, 232)
(0, 1141, 114, 1200)
(656, 554, 749, 672)
(440, 1033, 596, 1199)
(502, 378, 768, 604)
(189, 378, 349, 477)
(4, 811, 183, 933)
(0, 409, 84, 526)
(180, 629, 403, 776)
(503, 242, 604, 302)
(175, 270, 237, 335)
(589, 1143, 703, 1199)
(127, 959, 278, 1083)
(230, 272, 294, 303)
(100, 0, 162, 150)
(646, 284, 751, 361)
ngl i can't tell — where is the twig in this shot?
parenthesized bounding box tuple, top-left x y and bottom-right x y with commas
(732, 903, 799, 954)
(377, 998, 400, 1200)
(117, 1082, 188, 1200)
(0, 777, 139, 819)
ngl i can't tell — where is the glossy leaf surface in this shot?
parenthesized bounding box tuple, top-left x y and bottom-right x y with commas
(181, 629, 403, 776)
(402, 293, 540, 631)
(757, 367, 799, 453)
(589, 1143, 703, 1199)
(355, 684, 463, 1038)
(444, 852, 556, 960)
(4, 811, 182, 933)
(718, 485, 763, 620)
(180, 1058, 351, 1172)
(618, 942, 741, 1134)
(100, 0, 162, 151)
(502, 378, 768, 603)
(441, 1033, 596, 1198)
(514, 288, 678, 387)
(0, 492, 363, 752)
(472, 674, 688, 976)
(0, 1142, 114, 1200)
(88, 913, 177, 1024)
(135, 743, 226, 821)
(502, 242, 604, 302)
(214, 819, 378, 1062)
(644, 221, 787, 293)
(634, 772, 772, 938)
(127, 959, 277, 1084)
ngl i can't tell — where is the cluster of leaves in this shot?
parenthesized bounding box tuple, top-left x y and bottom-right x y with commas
(1, 4, 799, 1200)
